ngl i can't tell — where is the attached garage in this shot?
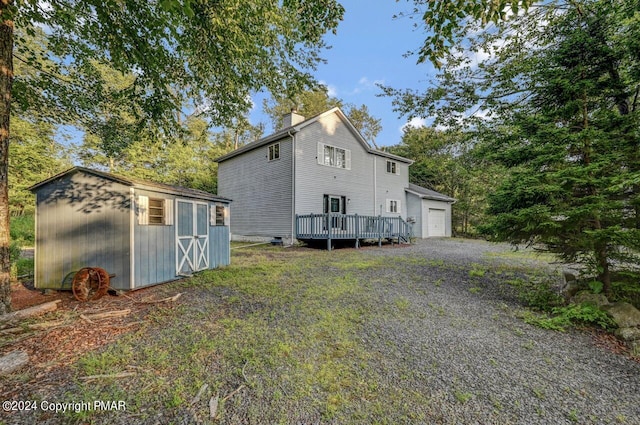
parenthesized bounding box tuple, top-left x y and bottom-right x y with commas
(428, 208, 447, 237)
(405, 183, 455, 238)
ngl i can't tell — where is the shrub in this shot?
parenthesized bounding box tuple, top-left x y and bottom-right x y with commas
(523, 303, 615, 332)
(10, 214, 35, 245)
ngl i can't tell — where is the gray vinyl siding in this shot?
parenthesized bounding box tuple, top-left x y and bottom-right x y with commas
(406, 192, 423, 238)
(133, 189, 177, 288)
(294, 114, 375, 216)
(375, 156, 409, 218)
(218, 138, 293, 238)
(34, 173, 131, 290)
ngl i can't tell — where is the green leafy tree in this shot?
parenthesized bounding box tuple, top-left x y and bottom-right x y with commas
(116, 117, 228, 194)
(0, 0, 345, 313)
(264, 87, 383, 145)
(389, 127, 502, 235)
(263, 88, 343, 129)
(9, 117, 70, 215)
(387, 0, 640, 295)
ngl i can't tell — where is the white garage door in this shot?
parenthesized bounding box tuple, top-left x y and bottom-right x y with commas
(428, 208, 446, 237)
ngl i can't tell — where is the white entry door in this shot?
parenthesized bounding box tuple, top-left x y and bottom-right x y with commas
(428, 208, 446, 237)
(176, 200, 209, 275)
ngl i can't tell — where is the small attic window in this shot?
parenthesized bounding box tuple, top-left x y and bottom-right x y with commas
(386, 160, 398, 174)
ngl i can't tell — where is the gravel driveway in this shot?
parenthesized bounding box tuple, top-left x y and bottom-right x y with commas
(356, 238, 639, 424)
(3, 238, 638, 425)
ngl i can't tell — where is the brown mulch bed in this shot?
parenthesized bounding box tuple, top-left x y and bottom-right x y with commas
(1, 279, 184, 399)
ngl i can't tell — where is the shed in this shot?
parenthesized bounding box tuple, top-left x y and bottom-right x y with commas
(29, 167, 232, 291)
(405, 183, 456, 238)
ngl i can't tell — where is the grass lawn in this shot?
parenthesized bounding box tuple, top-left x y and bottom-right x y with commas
(63, 246, 396, 424)
(4, 241, 638, 425)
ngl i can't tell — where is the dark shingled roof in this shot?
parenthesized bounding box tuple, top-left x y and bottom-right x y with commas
(406, 183, 456, 203)
(29, 167, 231, 203)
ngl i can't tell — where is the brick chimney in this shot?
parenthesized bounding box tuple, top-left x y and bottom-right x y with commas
(282, 109, 305, 129)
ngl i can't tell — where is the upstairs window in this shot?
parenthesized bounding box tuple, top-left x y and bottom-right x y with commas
(268, 143, 280, 161)
(386, 160, 398, 174)
(318, 143, 351, 169)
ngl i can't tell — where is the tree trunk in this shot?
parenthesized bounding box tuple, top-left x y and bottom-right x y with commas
(595, 244, 612, 297)
(0, 1, 13, 314)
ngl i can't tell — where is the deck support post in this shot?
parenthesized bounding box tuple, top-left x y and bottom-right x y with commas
(327, 214, 332, 251)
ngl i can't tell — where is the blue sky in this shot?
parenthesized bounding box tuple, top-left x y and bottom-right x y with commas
(249, 0, 436, 147)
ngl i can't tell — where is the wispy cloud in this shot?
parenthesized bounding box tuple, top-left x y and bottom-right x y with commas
(318, 80, 338, 97)
(348, 77, 385, 95)
(400, 117, 427, 133)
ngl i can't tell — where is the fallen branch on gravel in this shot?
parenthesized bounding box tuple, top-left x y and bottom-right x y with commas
(0, 350, 29, 375)
(80, 371, 136, 381)
(222, 385, 245, 402)
(0, 300, 61, 325)
(79, 309, 131, 323)
(191, 383, 209, 406)
(140, 293, 182, 304)
(208, 386, 244, 420)
(209, 395, 219, 419)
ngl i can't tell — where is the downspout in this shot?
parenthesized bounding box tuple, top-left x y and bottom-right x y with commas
(288, 129, 296, 246)
(373, 156, 377, 215)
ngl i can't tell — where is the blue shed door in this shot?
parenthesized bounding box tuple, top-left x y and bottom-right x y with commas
(176, 200, 210, 275)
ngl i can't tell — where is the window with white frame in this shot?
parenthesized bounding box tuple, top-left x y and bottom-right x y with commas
(318, 142, 351, 169)
(268, 143, 280, 161)
(386, 199, 401, 214)
(386, 160, 398, 174)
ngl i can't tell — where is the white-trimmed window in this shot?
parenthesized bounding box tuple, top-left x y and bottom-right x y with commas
(386, 160, 398, 174)
(386, 199, 401, 214)
(138, 196, 173, 225)
(268, 143, 280, 161)
(317, 142, 351, 169)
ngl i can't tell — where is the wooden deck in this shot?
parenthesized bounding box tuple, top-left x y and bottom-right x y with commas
(295, 214, 412, 250)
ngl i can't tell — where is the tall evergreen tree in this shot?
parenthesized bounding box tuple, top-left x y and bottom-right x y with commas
(386, 0, 640, 294)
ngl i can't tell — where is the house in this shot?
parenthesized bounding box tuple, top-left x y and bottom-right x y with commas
(29, 167, 231, 291)
(215, 107, 454, 246)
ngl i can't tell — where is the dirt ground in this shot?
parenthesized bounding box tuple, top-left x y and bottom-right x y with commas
(2, 276, 184, 400)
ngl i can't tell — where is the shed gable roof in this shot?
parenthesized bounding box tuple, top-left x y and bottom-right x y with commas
(29, 167, 231, 203)
(214, 107, 413, 165)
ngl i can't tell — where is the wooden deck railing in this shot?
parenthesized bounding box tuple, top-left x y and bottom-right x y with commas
(295, 214, 412, 250)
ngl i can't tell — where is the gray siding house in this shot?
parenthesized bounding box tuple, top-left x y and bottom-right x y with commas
(216, 108, 454, 243)
(30, 167, 231, 291)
